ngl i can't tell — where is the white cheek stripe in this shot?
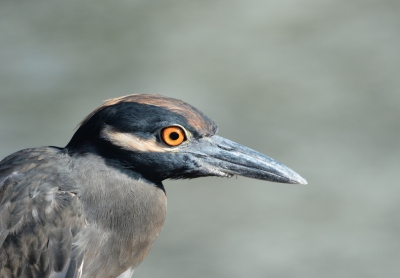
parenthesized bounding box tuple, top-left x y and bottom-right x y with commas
(101, 126, 169, 152)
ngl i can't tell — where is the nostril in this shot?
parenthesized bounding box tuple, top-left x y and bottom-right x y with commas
(217, 144, 233, 151)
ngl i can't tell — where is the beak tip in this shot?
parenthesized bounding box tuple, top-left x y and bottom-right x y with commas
(293, 175, 308, 185)
(283, 168, 307, 185)
(277, 165, 307, 185)
(299, 178, 308, 185)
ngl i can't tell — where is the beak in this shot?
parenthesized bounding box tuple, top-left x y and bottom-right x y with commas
(187, 135, 307, 184)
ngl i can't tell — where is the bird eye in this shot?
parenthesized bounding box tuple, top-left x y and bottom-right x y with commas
(161, 126, 186, 146)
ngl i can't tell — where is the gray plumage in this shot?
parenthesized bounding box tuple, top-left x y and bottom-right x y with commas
(0, 94, 306, 278)
(0, 147, 165, 278)
(0, 148, 83, 277)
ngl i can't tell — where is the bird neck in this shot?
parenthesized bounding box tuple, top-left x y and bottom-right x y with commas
(66, 152, 167, 275)
(65, 137, 162, 185)
(67, 152, 167, 227)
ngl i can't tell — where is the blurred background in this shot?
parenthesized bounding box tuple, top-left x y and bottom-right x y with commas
(1, 0, 399, 277)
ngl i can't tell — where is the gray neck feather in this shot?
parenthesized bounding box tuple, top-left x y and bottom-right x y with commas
(67, 153, 167, 277)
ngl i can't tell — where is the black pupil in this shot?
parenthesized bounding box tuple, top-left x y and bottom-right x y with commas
(169, 132, 180, 140)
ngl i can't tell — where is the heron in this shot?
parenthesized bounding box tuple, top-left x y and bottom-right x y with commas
(0, 94, 306, 277)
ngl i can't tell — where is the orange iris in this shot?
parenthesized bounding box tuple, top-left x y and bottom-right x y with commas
(161, 126, 186, 146)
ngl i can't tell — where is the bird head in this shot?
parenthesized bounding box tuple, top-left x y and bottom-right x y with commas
(66, 94, 307, 185)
